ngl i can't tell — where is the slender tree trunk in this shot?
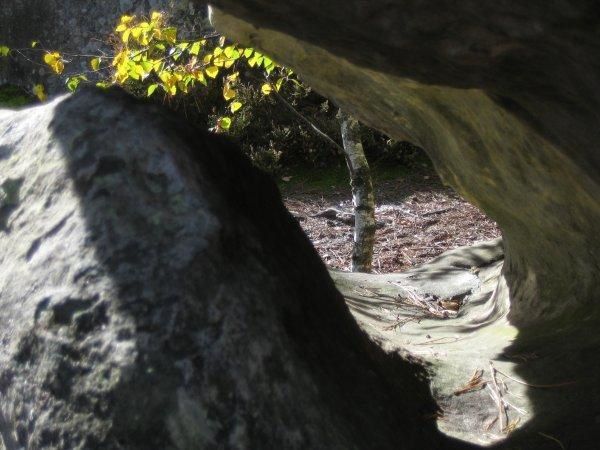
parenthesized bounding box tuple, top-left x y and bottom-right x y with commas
(338, 110, 376, 272)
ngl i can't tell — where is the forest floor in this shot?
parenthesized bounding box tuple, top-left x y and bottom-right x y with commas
(279, 162, 501, 273)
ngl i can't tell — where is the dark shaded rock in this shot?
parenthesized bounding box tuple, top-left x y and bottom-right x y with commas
(207, 1, 600, 447)
(208, 0, 600, 327)
(0, 88, 463, 449)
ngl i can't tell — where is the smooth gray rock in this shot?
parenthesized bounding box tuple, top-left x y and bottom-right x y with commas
(0, 88, 459, 449)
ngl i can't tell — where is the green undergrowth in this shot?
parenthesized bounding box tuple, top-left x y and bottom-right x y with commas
(277, 161, 413, 195)
(0, 85, 35, 108)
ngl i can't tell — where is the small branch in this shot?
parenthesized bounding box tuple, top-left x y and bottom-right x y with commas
(493, 366, 577, 389)
(488, 361, 508, 432)
(538, 432, 566, 450)
(422, 207, 454, 216)
(266, 78, 345, 155)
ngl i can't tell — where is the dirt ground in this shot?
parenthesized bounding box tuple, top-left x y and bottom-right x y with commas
(282, 167, 500, 273)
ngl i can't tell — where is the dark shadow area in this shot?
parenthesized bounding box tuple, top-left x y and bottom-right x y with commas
(205, 2, 600, 448)
(38, 87, 475, 448)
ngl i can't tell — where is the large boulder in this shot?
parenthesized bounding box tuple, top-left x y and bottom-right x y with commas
(208, 0, 600, 328)
(0, 1, 208, 91)
(206, 1, 600, 447)
(0, 88, 457, 449)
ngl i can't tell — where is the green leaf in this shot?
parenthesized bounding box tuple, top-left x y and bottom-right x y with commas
(66, 75, 87, 92)
(96, 81, 112, 89)
(219, 116, 232, 131)
(243, 47, 253, 58)
(0, 45, 10, 57)
(275, 78, 284, 91)
(147, 84, 159, 97)
(140, 60, 154, 72)
(223, 45, 235, 58)
(31, 41, 38, 48)
(248, 55, 258, 67)
(90, 57, 101, 71)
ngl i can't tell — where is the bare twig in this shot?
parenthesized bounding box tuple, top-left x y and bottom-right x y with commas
(538, 432, 566, 450)
(454, 369, 486, 396)
(266, 78, 346, 156)
(493, 366, 577, 389)
(413, 336, 463, 345)
(488, 361, 508, 431)
(422, 207, 454, 216)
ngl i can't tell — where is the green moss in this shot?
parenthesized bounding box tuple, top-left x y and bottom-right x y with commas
(0, 84, 35, 108)
(277, 163, 410, 194)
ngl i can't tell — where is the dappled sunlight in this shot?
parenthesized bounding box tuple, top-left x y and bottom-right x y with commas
(331, 239, 536, 446)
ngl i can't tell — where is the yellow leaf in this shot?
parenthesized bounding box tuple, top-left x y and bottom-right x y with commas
(151, 11, 163, 23)
(122, 28, 132, 43)
(120, 15, 135, 25)
(195, 72, 207, 85)
(226, 72, 239, 82)
(190, 41, 202, 55)
(223, 85, 236, 101)
(213, 55, 225, 68)
(112, 50, 126, 67)
(213, 47, 223, 57)
(32, 84, 46, 102)
(205, 65, 219, 78)
(139, 32, 150, 46)
(203, 54, 212, 64)
(0, 46, 10, 56)
(161, 27, 177, 44)
(243, 48, 253, 58)
(43, 52, 58, 65)
(43, 52, 64, 74)
(230, 101, 242, 113)
(159, 70, 173, 84)
(223, 59, 235, 69)
(131, 27, 143, 39)
(90, 57, 100, 71)
(115, 24, 128, 32)
(261, 83, 273, 95)
(31, 41, 38, 48)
